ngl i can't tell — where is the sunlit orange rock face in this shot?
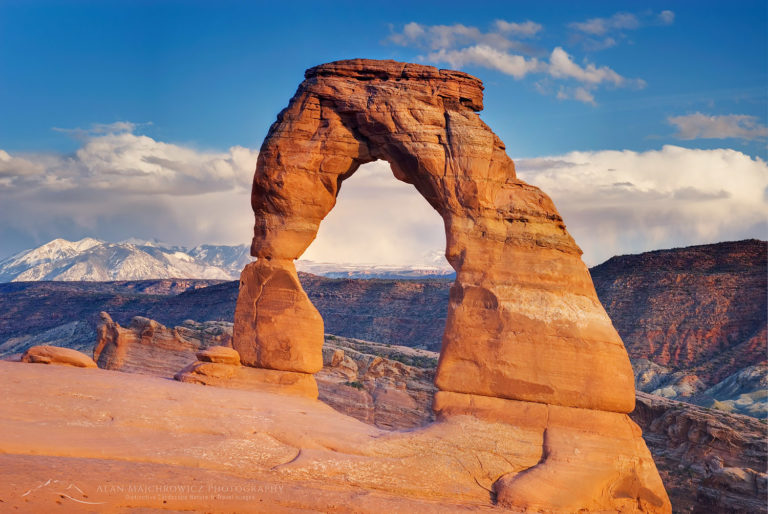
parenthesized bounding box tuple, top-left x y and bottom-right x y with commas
(234, 58, 670, 512)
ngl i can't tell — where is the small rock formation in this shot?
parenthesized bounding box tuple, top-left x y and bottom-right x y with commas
(233, 58, 669, 511)
(94, 312, 231, 376)
(175, 346, 317, 399)
(196, 345, 241, 365)
(21, 345, 97, 368)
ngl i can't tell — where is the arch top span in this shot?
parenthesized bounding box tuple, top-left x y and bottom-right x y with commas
(304, 59, 485, 112)
(251, 58, 524, 264)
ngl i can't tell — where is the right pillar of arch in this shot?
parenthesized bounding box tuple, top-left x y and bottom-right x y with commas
(432, 179, 670, 512)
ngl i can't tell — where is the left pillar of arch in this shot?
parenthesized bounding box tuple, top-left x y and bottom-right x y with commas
(231, 90, 367, 399)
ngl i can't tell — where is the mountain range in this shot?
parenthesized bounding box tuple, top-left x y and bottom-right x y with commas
(0, 238, 454, 282)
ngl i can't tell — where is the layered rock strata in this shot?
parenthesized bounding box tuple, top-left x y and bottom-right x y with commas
(233, 58, 669, 511)
(94, 312, 231, 376)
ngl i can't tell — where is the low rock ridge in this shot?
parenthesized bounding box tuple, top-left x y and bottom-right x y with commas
(592, 239, 767, 388)
(94, 312, 232, 376)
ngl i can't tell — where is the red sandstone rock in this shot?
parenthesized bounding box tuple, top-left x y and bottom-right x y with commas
(175, 361, 318, 399)
(235, 58, 634, 411)
(233, 260, 323, 373)
(21, 345, 96, 368)
(94, 312, 230, 377)
(592, 239, 767, 386)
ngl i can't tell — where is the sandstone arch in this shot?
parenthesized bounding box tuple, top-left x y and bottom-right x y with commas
(233, 59, 670, 512)
(234, 58, 634, 411)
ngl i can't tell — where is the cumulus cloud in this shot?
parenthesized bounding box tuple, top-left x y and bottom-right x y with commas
(517, 146, 768, 265)
(548, 46, 625, 86)
(668, 113, 768, 141)
(493, 20, 543, 37)
(0, 124, 258, 256)
(390, 20, 645, 105)
(388, 21, 532, 53)
(427, 45, 543, 79)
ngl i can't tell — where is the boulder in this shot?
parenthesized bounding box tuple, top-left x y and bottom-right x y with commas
(196, 345, 241, 365)
(233, 260, 323, 373)
(21, 345, 97, 368)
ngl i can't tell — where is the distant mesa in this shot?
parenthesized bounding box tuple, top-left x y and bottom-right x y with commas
(232, 58, 670, 511)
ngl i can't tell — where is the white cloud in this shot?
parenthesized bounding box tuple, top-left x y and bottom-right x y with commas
(1, 125, 256, 195)
(389, 22, 526, 52)
(0, 124, 258, 255)
(548, 46, 626, 86)
(390, 21, 644, 103)
(569, 12, 640, 36)
(517, 146, 768, 265)
(557, 86, 597, 105)
(668, 113, 768, 141)
(567, 10, 674, 50)
(658, 10, 675, 25)
(427, 45, 543, 79)
(425, 44, 643, 104)
(493, 20, 542, 37)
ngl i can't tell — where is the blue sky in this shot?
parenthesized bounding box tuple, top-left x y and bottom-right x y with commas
(0, 1, 766, 264)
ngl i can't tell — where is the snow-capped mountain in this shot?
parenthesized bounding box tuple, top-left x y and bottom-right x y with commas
(188, 244, 252, 277)
(294, 260, 454, 279)
(0, 238, 455, 282)
(0, 238, 244, 282)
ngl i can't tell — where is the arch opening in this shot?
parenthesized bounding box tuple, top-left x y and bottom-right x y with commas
(300, 159, 450, 272)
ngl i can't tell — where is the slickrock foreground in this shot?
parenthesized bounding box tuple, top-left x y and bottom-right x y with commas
(0, 361, 533, 512)
(233, 58, 669, 511)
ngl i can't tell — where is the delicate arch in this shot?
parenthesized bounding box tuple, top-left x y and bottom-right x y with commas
(233, 59, 635, 413)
